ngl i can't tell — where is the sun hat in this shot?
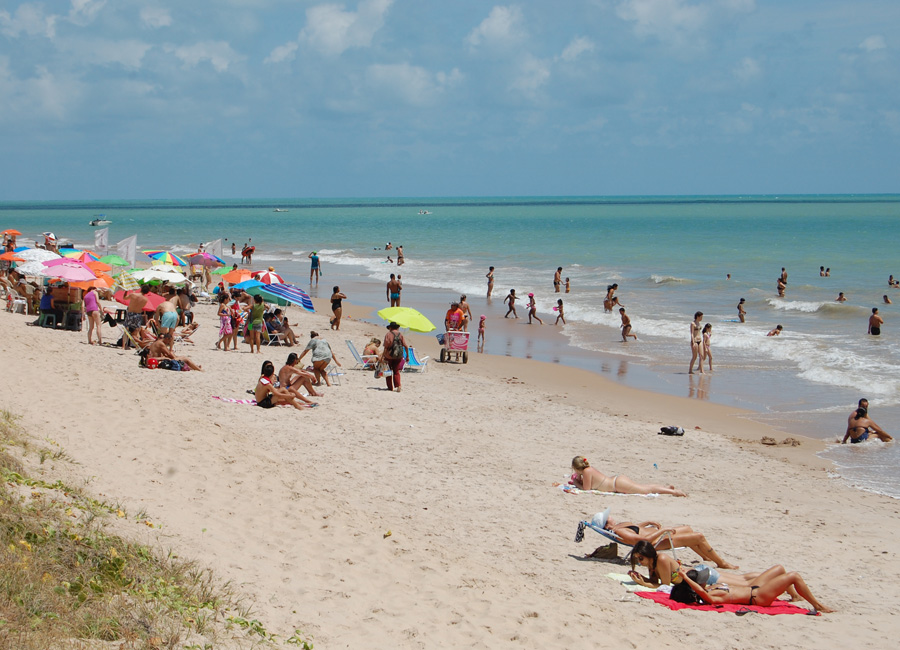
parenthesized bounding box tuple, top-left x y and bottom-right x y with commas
(480, 315, 486, 320)
(528, 292, 534, 297)
(591, 507, 611, 529)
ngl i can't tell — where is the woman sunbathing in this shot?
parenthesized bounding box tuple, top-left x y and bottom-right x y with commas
(628, 541, 799, 599)
(593, 508, 738, 569)
(674, 566, 833, 613)
(569, 456, 687, 496)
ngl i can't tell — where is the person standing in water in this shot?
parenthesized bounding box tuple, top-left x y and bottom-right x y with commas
(486, 266, 495, 297)
(869, 308, 884, 335)
(689, 311, 704, 374)
(504, 289, 519, 318)
(308, 251, 321, 285)
(555, 299, 566, 325)
(737, 298, 746, 323)
(702, 323, 712, 371)
(554, 267, 563, 293)
(526, 293, 543, 324)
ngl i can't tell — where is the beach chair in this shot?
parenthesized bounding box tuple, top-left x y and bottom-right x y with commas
(574, 509, 682, 562)
(326, 363, 344, 386)
(263, 327, 284, 346)
(7, 289, 27, 314)
(346, 340, 378, 370)
(403, 347, 429, 373)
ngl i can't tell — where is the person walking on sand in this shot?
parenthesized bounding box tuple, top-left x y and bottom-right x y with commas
(379, 322, 407, 392)
(486, 266, 495, 297)
(555, 299, 566, 325)
(504, 289, 519, 318)
(869, 307, 884, 335)
(330, 286, 347, 330)
(620, 307, 636, 341)
(477, 315, 486, 347)
(308, 251, 321, 285)
(526, 293, 543, 324)
(689, 311, 704, 374)
(83, 285, 103, 346)
(386, 274, 402, 307)
(702, 323, 713, 371)
(554, 267, 563, 293)
(737, 298, 746, 323)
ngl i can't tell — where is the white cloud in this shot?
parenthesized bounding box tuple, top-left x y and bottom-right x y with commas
(61, 39, 152, 70)
(165, 41, 244, 73)
(265, 41, 299, 64)
(616, 0, 708, 45)
(510, 55, 550, 95)
(467, 5, 526, 49)
(560, 36, 595, 62)
(859, 35, 886, 52)
(367, 63, 462, 105)
(733, 56, 761, 81)
(140, 6, 172, 29)
(301, 0, 394, 57)
(0, 3, 58, 38)
(68, 0, 107, 26)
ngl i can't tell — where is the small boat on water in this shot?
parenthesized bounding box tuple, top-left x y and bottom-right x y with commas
(273, 208, 289, 213)
(418, 210, 432, 215)
(89, 215, 112, 226)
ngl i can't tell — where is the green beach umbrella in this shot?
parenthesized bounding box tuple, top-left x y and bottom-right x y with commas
(99, 254, 130, 267)
(211, 266, 232, 275)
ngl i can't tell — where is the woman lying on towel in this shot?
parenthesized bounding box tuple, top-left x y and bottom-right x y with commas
(569, 456, 687, 497)
(672, 566, 833, 613)
(628, 541, 800, 600)
(596, 508, 739, 569)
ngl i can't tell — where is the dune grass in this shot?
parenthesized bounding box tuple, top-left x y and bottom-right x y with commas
(0, 409, 314, 649)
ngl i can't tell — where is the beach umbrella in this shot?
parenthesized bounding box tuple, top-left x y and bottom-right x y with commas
(376, 306, 436, 333)
(211, 266, 231, 275)
(14, 261, 48, 276)
(39, 260, 97, 283)
(187, 251, 225, 267)
(86, 260, 112, 273)
(115, 270, 141, 291)
(71, 273, 115, 290)
(17, 248, 61, 263)
(131, 268, 188, 284)
(114, 289, 165, 312)
(61, 250, 101, 263)
(232, 279, 266, 291)
(147, 263, 184, 273)
(2, 229, 22, 236)
(99, 254, 130, 267)
(223, 268, 253, 284)
(252, 270, 284, 284)
(143, 250, 188, 266)
(0, 252, 25, 262)
(257, 283, 315, 313)
(42, 232, 57, 243)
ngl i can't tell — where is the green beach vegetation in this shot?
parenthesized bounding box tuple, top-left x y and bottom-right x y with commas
(0, 409, 313, 650)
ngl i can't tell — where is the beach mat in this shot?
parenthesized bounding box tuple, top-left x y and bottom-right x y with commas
(607, 573, 658, 593)
(635, 591, 816, 616)
(211, 395, 314, 408)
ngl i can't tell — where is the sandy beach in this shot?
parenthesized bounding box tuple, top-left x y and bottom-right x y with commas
(1, 298, 898, 649)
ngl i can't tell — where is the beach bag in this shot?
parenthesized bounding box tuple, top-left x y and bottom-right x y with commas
(374, 362, 392, 379)
(390, 332, 403, 358)
(659, 426, 685, 436)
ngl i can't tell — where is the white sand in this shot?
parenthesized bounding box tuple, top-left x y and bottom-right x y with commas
(1, 300, 898, 649)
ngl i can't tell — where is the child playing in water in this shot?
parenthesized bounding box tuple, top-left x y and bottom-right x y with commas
(565, 277, 570, 293)
(477, 315, 486, 345)
(555, 299, 566, 325)
(504, 289, 519, 318)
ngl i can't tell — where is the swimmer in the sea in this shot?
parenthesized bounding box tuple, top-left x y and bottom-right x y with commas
(767, 324, 783, 337)
(869, 307, 883, 336)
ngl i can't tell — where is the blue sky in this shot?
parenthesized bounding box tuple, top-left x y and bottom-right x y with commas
(1, 0, 898, 199)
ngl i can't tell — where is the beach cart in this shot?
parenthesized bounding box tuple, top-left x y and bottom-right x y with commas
(439, 330, 469, 364)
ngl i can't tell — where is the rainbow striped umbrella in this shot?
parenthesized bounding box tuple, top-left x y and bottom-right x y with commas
(143, 250, 188, 266)
(61, 250, 102, 263)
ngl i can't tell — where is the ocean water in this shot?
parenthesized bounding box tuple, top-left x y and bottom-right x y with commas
(2, 195, 899, 497)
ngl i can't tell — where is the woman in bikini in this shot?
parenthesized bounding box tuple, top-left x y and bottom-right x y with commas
(603, 284, 622, 312)
(569, 456, 687, 497)
(689, 311, 704, 374)
(628, 541, 800, 600)
(596, 509, 738, 569)
(255, 360, 310, 411)
(675, 565, 833, 613)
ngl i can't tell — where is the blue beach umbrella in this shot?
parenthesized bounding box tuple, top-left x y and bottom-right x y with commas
(258, 283, 315, 313)
(232, 279, 266, 291)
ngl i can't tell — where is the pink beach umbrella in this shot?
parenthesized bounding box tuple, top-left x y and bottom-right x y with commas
(40, 259, 97, 282)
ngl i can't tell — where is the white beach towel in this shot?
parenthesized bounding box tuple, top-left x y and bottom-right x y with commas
(558, 483, 659, 497)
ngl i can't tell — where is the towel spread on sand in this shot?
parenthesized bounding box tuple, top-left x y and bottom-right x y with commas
(635, 591, 816, 616)
(607, 572, 658, 593)
(558, 483, 659, 497)
(212, 396, 315, 408)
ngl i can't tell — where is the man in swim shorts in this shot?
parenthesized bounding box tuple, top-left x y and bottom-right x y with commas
(156, 291, 179, 335)
(554, 267, 562, 293)
(386, 274, 402, 307)
(868, 308, 883, 335)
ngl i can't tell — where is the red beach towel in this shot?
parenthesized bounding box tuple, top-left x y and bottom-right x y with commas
(636, 591, 817, 616)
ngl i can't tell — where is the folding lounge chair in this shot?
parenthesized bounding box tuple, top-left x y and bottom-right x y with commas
(403, 347, 429, 373)
(346, 340, 378, 370)
(263, 327, 284, 346)
(574, 508, 682, 561)
(326, 363, 344, 386)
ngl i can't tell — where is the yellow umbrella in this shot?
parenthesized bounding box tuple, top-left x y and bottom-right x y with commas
(376, 307, 436, 333)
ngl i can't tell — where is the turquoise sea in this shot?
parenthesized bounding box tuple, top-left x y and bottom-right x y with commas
(2, 195, 899, 497)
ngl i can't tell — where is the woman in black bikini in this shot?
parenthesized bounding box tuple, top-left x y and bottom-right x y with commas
(330, 286, 347, 330)
(676, 566, 833, 613)
(255, 360, 310, 411)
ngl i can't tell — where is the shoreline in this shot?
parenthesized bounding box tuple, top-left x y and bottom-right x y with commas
(3, 298, 900, 648)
